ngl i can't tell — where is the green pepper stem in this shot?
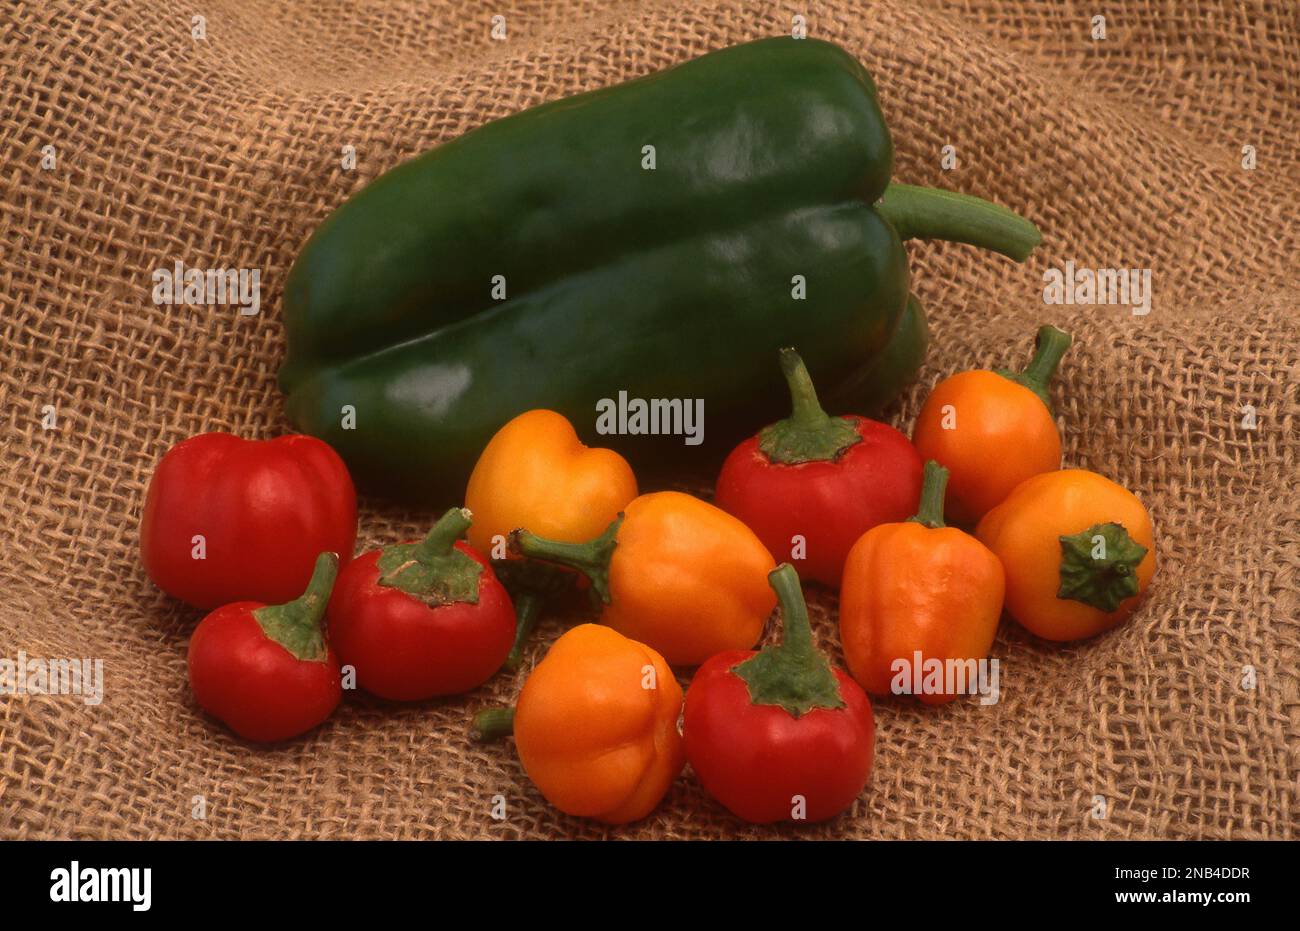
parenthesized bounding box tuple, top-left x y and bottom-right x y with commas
(758, 349, 861, 463)
(908, 461, 949, 529)
(1058, 522, 1148, 613)
(779, 348, 832, 428)
(1017, 325, 1072, 398)
(509, 516, 623, 605)
(767, 563, 815, 660)
(377, 507, 482, 601)
(504, 591, 543, 672)
(414, 507, 473, 562)
(296, 552, 338, 619)
(470, 707, 515, 742)
(731, 564, 845, 717)
(251, 552, 338, 662)
(876, 183, 1042, 262)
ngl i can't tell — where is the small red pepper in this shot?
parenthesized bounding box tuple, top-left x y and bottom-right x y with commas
(715, 349, 922, 587)
(141, 432, 357, 609)
(327, 508, 514, 700)
(188, 552, 343, 742)
(683, 563, 874, 824)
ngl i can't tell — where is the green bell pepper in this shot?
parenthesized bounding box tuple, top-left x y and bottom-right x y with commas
(279, 37, 1039, 501)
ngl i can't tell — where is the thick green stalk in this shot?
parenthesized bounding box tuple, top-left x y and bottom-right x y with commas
(509, 517, 623, 605)
(876, 183, 1042, 262)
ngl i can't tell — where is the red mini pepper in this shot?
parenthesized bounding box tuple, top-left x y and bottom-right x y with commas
(141, 432, 357, 609)
(188, 552, 343, 742)
(327, 508, 514, 700)
(683, 563, 874, 824)
(715, 349, 922, 587)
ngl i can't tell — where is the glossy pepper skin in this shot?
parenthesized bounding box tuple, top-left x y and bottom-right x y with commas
(464, 409, 638, 669)
(511, 491, 777, 666)
(913, 326, 1072, 525)
(188, 553, 343, 742)
(327, 509, 514, 700)
(141, 433, 357, 609)
(279, 38, 1041, 502)
(473, 624, 685, 824)
(716, 348, 922, 586)
(684, 564, 874, 824)
(976, 469, 1155, 641)
(839, 462, 1005, 704)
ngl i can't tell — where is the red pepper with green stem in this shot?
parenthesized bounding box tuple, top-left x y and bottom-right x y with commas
(683, 563, 874, 823)
(326, 508, 514, 700)
(715, 348, 922, 587)
(188, 552, 343, 743)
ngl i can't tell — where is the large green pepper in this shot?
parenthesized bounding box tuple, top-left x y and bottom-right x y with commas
(279, 37, 1039, 502)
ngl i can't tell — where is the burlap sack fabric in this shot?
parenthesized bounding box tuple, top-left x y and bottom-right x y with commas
(2, 0, 1296, 840)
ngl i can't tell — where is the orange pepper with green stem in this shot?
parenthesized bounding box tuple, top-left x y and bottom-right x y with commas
(839, 461, 1005, 704)
(976, 469, 1155, 641)
(465, 409, 638, 668)
(510, 491, 776, 666)
(471, 623, 685, 824)
(912, 325, 1072, 525)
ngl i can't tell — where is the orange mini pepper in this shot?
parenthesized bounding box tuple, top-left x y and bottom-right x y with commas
(839, 461, 1005, 704)
(465, 409, 637, 554)
(976, 469, 1155, 641)
(472, 624, 685, 824)
(912, 325, 1072, 525)
(511, 491, 777, 666)
(465, 409, 638, 667)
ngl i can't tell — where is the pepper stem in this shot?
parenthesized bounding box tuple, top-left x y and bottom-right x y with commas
(767, 563, 816, 660)
(908, 461, 949, 529)
(509, 516, 623, 605)
(757, 349, 861, 464)
(252, 552, 338, 662)
(414, 507, 474, 561)
(504, 591, 543, 672)
(470, 707, 515, 742)
(783, 348, 830, 426)
(875, 183, 1042, 262)
(493, 558, 575, 671)
(377, 507, 482, 604)
(1058, 522, 1148, 613)
(731, 564, 845, 718)
(997, 325, 1072, 410)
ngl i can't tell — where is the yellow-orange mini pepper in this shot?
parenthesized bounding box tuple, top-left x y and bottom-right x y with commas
(913, 325, 1071, 525)
(464, 409, 638, 668)
(465, 409, 638, 554)
(511, 491, 777, 666)
(976, 469, 1156, 641)
(473, 623, 685, 824)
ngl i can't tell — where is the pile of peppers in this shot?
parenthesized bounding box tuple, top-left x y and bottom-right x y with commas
(135, 37, 1160, 827)
(144, 323, 1156, 822)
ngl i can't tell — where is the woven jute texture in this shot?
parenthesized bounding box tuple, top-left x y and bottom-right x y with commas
(2, 0, 1297, 840)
